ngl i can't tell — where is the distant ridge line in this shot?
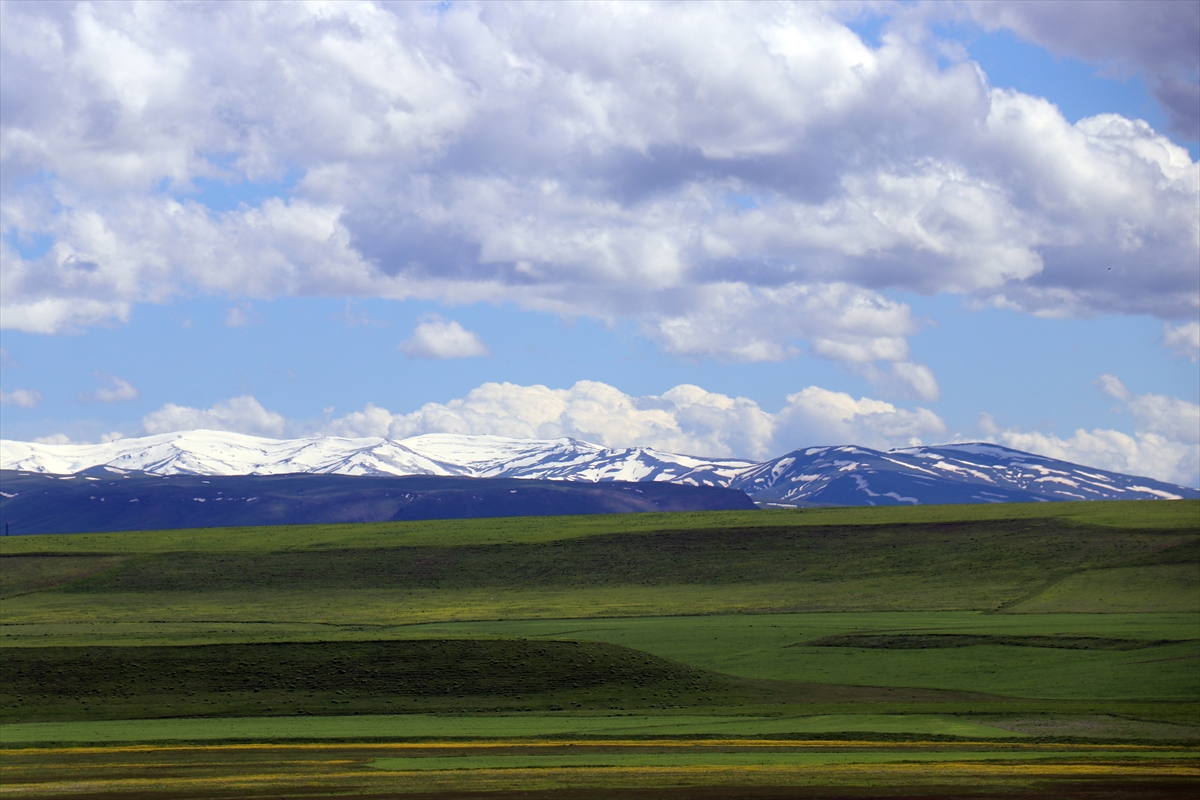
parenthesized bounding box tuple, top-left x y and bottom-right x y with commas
(2, 431, 1195, 507)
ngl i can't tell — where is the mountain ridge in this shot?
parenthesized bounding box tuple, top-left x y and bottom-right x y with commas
(0, 471, 757, 535)
(2, 430, 1195, 507)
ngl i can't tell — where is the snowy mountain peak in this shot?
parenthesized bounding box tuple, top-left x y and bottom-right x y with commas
(900, 442, 1049, 460)
(2, 431, 1195, 506)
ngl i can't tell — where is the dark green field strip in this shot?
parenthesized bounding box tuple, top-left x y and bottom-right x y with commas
(7, 636, 1193, 729)
(797, 635, 1198, 651)
(401, 614, 1200, 712)
(2, 500, 1196, 557)
(0, 554, 127, 598)
(1119, 538, 1200, 567)
(0, 638, 776, 723)
(2, 637, 1057, 726)
(20, 520, 1195, 595)
(5, 712, 1198, 745)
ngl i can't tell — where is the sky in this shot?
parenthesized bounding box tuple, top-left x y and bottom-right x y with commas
(1, 0, 1198, 487)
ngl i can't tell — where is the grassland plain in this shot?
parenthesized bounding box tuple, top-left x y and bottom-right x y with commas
(3, 500, 1196, 555)
(0, 715, 1038, 743)
(1, 501, 1198, 797)
(3, 505, 1196, 624)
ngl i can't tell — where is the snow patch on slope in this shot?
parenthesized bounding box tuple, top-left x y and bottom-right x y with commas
(2, 434, 1195, 505)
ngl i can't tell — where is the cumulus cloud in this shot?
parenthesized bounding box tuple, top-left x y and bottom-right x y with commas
(997, 428, 1197, 489)
(0, 1, 1195, 371)
(80, 373, 139, 403)
(0, 197, 384, 333)
(135, 379, 945, 460)
(965, 0, 1200, 139)
(320, 380, 945, 458)
(399, 317, 490, 359)
(1098, 374, 1200, 445)
(774, 386, 947, 450)
(3, 376, 942, 458)
(650, 283, 907, 355)
(31, 371, 1198, 485)
(141, 395, 287, 438)
(0, 388, 42, 408)
(33, 433, 72, 445)
(1163, 321, 1200, 362)
(982, 375, 1200, 486)
(886, 362, 941, 403)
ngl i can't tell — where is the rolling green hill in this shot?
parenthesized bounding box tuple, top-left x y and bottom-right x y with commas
(1, 501, 1197, 797)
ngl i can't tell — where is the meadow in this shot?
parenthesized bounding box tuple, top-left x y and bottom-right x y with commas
(1, 500, 1197, 797)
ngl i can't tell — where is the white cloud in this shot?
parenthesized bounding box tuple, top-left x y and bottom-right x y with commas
(321, 379, 945, 459)
(1098, 374, 1200, 445)
(643, 282, 941, 398)
(399, 317, 490, 359)
(997, 428, 1197, 489)
(36, 372, 1199, 485)
(1, 198, 384, 333)
(886, 362, 941, 403)
(1095, 373, 1133, 403)
(0, 1, 1195, 369)
(324, 381, 764, 456)
(141, 395, 287, 438)
(965, 0, 1199, 139)
(1163, 321, 1200, 362)
(0, 388, 42, 408)
(33, 433, 72, 445)
(774, 386, 946, 450)
(0, 294, 133, 335)
(80, 373, 139, 403)
(983, 375, 1200, 486)
(647, 282, 914, 362)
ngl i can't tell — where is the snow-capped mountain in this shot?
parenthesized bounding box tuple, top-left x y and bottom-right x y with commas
(0, 470, 756, 535)
(734, 443, 1196, 505)
(0, 431, 755, 485)
(1, 430, 1195, 505)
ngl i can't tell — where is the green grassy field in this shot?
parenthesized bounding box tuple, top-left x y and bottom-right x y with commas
(1, 501, 1197, 797)
(4, 505, 1195, 631)
(0, 713, 1040, 743)
(2, 638, 769, 723)
(18, 518, 1192, 595)
(4, 498, 1194, 555)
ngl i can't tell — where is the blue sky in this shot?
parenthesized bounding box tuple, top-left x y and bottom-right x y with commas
(2, 1, 1198, 486)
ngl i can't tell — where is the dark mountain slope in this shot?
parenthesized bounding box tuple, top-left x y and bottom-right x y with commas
(734, 443, 1198, 506)
(0, 469, 755, 535)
